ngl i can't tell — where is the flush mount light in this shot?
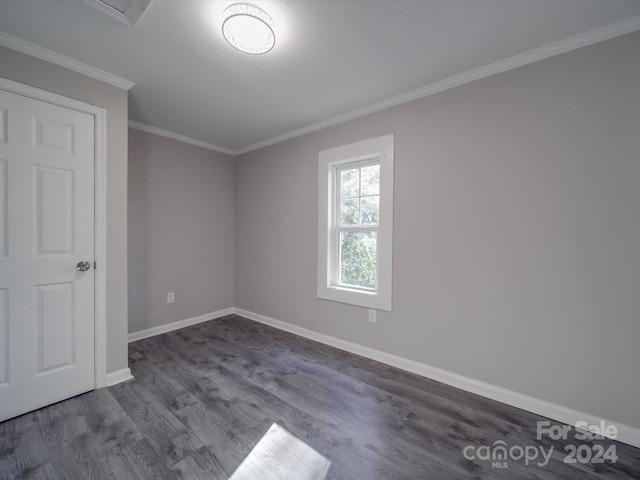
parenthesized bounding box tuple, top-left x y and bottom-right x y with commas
(222, 3, 275, 55)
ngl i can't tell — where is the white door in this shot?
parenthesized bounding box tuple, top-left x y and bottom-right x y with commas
(0, 88, 95, 421)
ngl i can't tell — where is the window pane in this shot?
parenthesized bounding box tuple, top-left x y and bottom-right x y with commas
(339, 230, 377, 289)
(360, 195, 379, 224)
(340, 168, 359, 198)
(340, 198, 359, 225)
(360, 164, 380, 196)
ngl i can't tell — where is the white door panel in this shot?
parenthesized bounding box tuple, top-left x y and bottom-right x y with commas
(0, 89, 95, 421)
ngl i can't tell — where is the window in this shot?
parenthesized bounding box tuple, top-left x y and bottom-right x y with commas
(317, 135, 394, 311)
(335, 162, 379, 290)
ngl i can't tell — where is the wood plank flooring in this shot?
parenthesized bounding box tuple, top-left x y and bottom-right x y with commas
(1, 314, 639, 479)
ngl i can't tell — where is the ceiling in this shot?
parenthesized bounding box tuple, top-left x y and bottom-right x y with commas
(1, 0, 639, 154)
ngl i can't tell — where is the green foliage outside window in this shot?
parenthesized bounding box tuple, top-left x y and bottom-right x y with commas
(340, 231, 377, 289)
(337, 163, 380, 289)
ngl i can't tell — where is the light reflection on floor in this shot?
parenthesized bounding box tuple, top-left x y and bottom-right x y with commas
(229, 423, 331, 480)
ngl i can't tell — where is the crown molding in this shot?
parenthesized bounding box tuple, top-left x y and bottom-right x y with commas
(234, 14, 640, 155)
(9, 11, 630, 156)
(0, 32, 134, 90)
(128, 121, 235, 156)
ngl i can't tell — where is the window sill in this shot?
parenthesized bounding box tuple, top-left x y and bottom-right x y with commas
(317, 284, 391, 311)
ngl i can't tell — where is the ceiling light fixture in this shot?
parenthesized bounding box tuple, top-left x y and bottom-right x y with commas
(222, 3, 275, 55)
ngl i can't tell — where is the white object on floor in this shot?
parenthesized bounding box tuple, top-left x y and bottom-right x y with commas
(230, 423, 330, 480)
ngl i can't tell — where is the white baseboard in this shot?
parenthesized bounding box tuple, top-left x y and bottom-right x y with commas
(232, 307, 640, 449)
(106, 367, 133, 386)
(128, 308, 235, 343)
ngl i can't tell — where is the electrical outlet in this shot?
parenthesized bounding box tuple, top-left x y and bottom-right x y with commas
(167, 292, 175, 304)
(368, 309, 376, 323)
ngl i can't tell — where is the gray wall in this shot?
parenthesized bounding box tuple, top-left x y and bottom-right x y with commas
(128, 129, 235, 333)
(235, 31, 640, 430)
(0, 45, 129, 374)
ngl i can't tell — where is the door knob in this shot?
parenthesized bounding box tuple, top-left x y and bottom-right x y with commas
(76, 261, 91, 272)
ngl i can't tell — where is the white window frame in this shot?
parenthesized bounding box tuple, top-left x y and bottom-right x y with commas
(317, 134, 394, 311)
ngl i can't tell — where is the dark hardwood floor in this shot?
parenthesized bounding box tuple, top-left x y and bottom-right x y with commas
(1, 314, 639, 479)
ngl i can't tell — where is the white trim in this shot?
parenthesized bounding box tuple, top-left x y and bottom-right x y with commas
(0, 33, 134, 90)
(128, 308, 235, 343)
(318, 135, 394, 311)
(2, 15, 638, 155)
(128, 121, 235, 156)
(106, 367, 133, 386)
(232, 307, 640, 449)
(93, 102, 108, 389)
(0, 77, 109, 390)
(234, 14, 640, 155)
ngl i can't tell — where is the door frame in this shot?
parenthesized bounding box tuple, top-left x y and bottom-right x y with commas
(1, 77, 108, 388)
